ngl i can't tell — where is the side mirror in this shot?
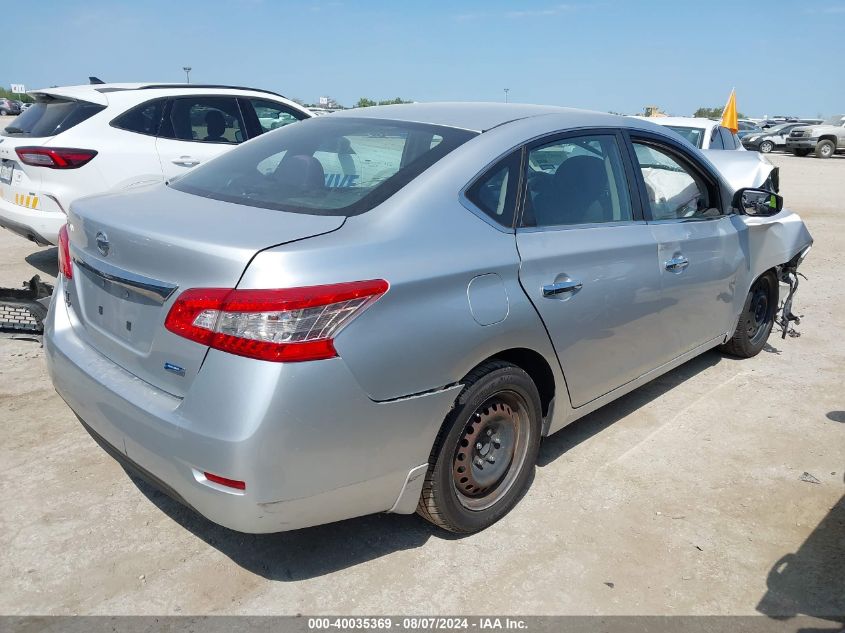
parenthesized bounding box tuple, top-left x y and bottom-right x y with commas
(733, 188, 783, 216)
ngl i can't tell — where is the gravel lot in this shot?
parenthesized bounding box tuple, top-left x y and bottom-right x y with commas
(0, 144, 842, 619)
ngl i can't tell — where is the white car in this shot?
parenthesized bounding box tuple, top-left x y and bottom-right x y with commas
(635, 117, 780, 193)
(0, 83, 311, 245)
(642, 117, 746, 151)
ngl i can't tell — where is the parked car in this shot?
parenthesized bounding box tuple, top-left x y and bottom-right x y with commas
(0, 83, 311, 246)
(45, 104, 813, 534)
(742, 122, 810, 153)
(0, 98, 21, 116)
(736, 120, 763, 139)
(19, 102, 32, 111)
(798, 118, 823, 125)
(785, 114, 845, 158)
(642, 117, 746, 150)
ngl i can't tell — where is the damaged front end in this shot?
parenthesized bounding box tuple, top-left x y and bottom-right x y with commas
(776, 246, 811, 339)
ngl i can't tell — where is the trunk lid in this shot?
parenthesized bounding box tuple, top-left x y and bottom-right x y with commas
(66, 184, 345, 397)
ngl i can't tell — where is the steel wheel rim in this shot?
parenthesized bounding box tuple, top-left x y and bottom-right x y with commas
(761, 141, 773, 153)
(821, 144, 832, 157)
(452, 390, 530, 511)
(745, 281, 771, 344)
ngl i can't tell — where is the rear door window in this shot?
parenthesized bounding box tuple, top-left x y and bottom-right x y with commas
(2, 98, 105, 138)
(159, 96, 246, 144)
(522, 134, 633, 227)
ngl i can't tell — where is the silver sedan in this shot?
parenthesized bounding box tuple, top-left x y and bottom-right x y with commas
(45, 104, 812, 534)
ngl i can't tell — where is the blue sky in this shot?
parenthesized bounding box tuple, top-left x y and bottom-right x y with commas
(6, 0, 845, 116)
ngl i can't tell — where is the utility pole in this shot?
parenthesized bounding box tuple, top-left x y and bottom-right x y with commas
(504, 88, 510, 103)
(183, 66, 192, 83)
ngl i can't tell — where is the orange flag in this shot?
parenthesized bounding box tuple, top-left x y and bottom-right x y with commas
(721, 89, 738, 134)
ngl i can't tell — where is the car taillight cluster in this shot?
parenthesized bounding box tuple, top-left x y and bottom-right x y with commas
(164, 280, 389, 362)
(58, 224, 73, 279)
(15, 147, 98, 169)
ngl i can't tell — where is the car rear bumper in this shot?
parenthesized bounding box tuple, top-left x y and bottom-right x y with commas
(44, 277, 461, 533)
(0, 196, 64, 245)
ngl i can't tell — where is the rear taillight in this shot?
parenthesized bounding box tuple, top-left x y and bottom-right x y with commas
(15, 147, 98, 169)
(164, 280, 389, 362)
(58, 224, 73, 279)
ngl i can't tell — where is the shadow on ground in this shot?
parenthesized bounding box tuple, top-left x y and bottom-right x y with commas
(756, 473, 845, 627)
(127, 350, 724, 581)
(24, 247, 58, 279)
(538, 350, 722, 466)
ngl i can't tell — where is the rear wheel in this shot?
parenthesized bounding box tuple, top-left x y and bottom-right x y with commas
(720, 271, 778, 358)
(0, 109, 7, 116)
(759, 140, 774, 153)
(417, 360, 542, 533)
(815, 140, 835, 159)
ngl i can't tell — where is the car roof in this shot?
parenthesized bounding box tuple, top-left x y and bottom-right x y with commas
(639, 116, 719, 129)
(27, 82, 288, 106)
(329, 102, 625, 132)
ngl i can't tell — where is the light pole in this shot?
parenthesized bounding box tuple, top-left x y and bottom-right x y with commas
(183, 66, 192, 83)
(504, 88, 510, 103)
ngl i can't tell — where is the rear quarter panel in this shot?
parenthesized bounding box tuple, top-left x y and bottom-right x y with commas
(237, 121, 567, 408)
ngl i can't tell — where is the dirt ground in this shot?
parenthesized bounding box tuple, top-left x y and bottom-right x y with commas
(0, 149, 842, 619)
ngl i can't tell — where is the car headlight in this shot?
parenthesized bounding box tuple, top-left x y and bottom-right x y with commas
(746, 135, 759, 142)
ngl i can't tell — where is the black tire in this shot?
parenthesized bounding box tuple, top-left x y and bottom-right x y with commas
(792, 149, 811, 157)
(759, 140, 774, 154)
(417, 360, 542, 533)
(720, 271, 778, 358)
(815, 140, 835, 159)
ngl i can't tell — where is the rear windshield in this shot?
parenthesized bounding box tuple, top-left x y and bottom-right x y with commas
(665, 125, 706, 148)
(170, 117, 476, 216)
(2, 97, 105, 137)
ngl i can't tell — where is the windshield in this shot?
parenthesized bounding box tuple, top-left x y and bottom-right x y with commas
(2, 97, 105, 137)
(822, 115, 845, 126)
(664, 125, 706, 148)
(171, 117, 476, 216)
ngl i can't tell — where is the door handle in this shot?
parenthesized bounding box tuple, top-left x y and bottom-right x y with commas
(171, 156, 201, 167)
(543, 279, 583, 297)
(665, 255, 690, 272)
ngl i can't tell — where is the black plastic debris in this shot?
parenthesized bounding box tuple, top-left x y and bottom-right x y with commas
(0, 275, 53, 334)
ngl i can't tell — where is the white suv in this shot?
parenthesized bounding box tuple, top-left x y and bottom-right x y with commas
(0, 83, 311, 245)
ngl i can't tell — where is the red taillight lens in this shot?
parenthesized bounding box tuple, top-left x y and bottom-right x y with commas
(15, 147, 98, 169)
(164, 280, 389, 362)
(58, 224, 73, 279)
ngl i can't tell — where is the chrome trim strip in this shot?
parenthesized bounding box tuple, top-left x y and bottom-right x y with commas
(72, 250, 178, 304)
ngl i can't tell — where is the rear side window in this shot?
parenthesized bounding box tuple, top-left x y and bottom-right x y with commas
(709, 127, 725, 149)
(171, 117, 476, 216)
(159, 96, 246, 144)
(111, 99, 165, 136)
(2, 98, 105, 138)
(465, 151, 521, 227)
(719, 127, 737, 149)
